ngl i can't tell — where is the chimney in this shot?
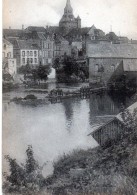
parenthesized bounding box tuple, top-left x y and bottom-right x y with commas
(9, 26, 11, 29)
(22, 25, 24, 30)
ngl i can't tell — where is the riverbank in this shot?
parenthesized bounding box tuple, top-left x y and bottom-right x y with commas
(45, 126, 137, 195)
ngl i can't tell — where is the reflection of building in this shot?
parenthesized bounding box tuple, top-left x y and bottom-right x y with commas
(59, 0, 81, 34)
(3, 39, 17, 76)
(87, 44, 137, 84)
(62, 99, 74, 131)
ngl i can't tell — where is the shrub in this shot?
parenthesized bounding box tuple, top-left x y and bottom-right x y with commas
(3, 145, 45, 194)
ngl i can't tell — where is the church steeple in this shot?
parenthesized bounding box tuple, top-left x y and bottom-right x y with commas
(59, 0, 81, 34)
(64, 0, 73, 14)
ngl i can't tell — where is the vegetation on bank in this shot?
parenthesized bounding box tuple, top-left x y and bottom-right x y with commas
(53, 55, 89, 83)
(19, 64, 51, 83)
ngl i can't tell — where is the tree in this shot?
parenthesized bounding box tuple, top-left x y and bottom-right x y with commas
(37, 65, 51, 81)
(3, 146, 45, 194)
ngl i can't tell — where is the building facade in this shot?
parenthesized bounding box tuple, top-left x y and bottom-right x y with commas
(3, 39, 17, 76)
(87, 44, 137, 85)
(17, 40, 39, 68)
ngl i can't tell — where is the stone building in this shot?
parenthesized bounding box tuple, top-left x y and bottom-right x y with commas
(87, 43, 137, 85)
(2, 39, 17, 76)
(59, 0, 81, 34)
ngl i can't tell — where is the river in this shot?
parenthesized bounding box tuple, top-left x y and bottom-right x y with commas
(2, 84, 131, 177)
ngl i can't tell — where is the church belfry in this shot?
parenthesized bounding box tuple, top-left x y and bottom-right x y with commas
(59, 0, 81, 34)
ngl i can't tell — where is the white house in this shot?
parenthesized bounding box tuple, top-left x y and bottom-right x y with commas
(17, 40, 39, 68)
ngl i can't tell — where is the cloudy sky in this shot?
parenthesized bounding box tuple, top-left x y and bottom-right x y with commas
(3, 0, 137, 39)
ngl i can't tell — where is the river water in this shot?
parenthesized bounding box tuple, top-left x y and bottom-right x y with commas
(2, 84, 131, 177)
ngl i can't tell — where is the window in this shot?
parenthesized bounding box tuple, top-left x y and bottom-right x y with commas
(22, 51, 25, 56)
(27, 51, 29, 57)
(111, 64, 115, 72)
(30, 51, 33, 56)
(48, 43, 51, 49)
(95, 64, 99, 72)
(22, 58, 25, 64)
(30, 58, 33, 64)
(35, 58, 37, 63)
(7, 52, 11, 58)
(34, 51, 37, 57)
(3, 44, 6, 50)
(3, 52, 5, 58)
(27, 58, 29, 64)
(48, 51, 51, 58)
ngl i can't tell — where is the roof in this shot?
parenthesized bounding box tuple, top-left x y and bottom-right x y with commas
(3, 38, 13, 46)
(122, 59, 137, 71)
(3, 29, 24, 38)
(116, 102, 137, 122)
(6, 38, 20, 49)
(25, 26, 46, 32)
(54, 34, 68, 43)
(37, 32, 47, 40)
(17, 40, 39, 50)
(47, 26, 61, 35)
(87, 43, 137, 58)
(88, 102, 137, 136)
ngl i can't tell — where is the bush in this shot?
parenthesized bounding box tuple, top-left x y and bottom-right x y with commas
(3, 145, 45, 194)
(24, 94, 37, 100)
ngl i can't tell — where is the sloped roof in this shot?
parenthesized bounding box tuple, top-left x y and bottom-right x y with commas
(47, 26, 61, 35)
(54, 34, 68, 43)
(37, 32, 47, 40)
(3, 29, 24, 38)
(17, 40, 39, 50)
(122, 59, 137, 71)
(3, 38, 13, 46)
(26, 26, 46, 32)
(87, 44, 137, 58)
(88, 102, 137, 136)
(116, 102, 137, 122)
(6, 38, 20, 49)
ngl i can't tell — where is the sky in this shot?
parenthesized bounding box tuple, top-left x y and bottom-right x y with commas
(3, 0, 137, 39)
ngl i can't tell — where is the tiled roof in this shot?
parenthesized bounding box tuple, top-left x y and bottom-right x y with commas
(17, 40, 39, 50)
(87, 44, 137, 58)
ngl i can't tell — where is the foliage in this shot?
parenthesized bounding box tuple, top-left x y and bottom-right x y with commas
(120, 105, 137, 130)
(18, 64, 51, 82)
(3, 145, 45, 194)
(54, 56, 89, 83)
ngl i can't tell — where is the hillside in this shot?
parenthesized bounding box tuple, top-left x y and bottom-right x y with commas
(46, 127, 137, 195)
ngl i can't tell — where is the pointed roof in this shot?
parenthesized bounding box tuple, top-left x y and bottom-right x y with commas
(64, 0, 73, 13)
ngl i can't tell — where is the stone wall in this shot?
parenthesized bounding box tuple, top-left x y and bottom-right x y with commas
(89, 58, 123, 84)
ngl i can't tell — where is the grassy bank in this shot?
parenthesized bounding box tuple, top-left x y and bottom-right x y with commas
(46, 127, 137, 195)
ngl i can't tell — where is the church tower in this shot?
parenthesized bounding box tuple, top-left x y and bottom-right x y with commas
(59, 0, 81, 34)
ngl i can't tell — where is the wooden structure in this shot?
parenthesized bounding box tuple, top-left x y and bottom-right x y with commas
(88, 102, 137, 147)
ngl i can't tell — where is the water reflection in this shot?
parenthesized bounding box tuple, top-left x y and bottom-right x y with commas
(2, 90, 131, 177)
